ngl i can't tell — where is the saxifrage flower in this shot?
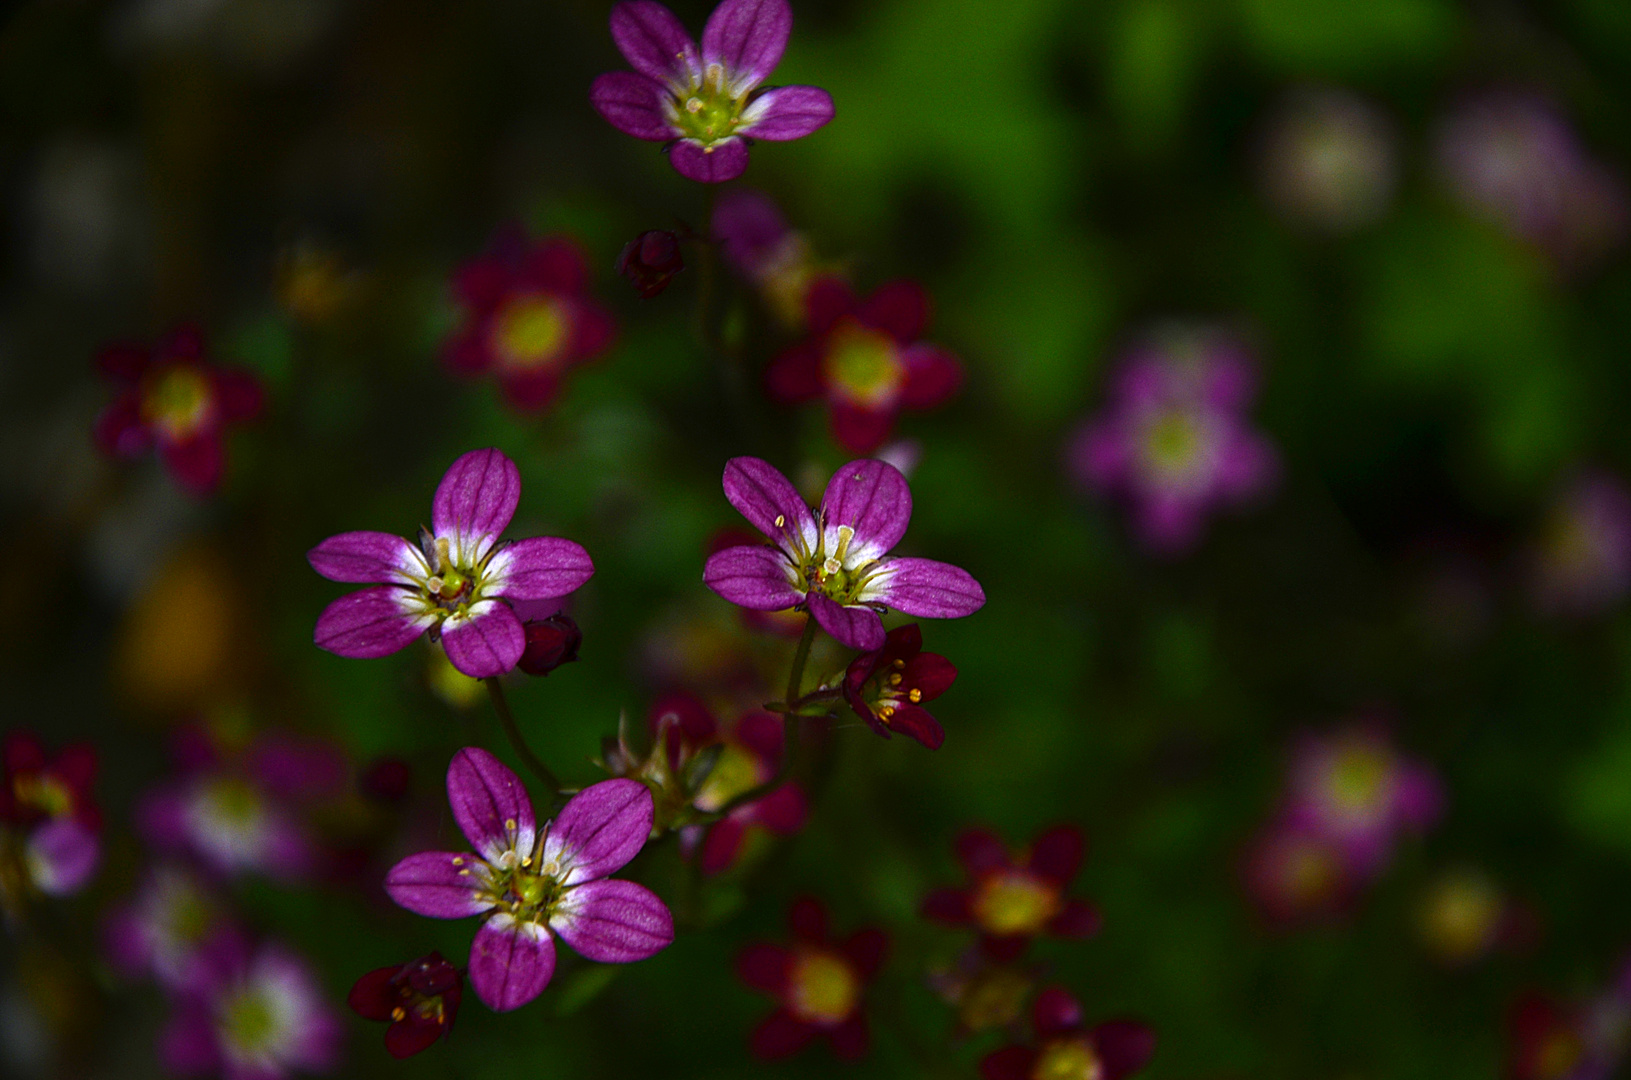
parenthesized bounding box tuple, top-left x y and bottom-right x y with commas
(922, 826, 1101, 962)
(0, 731, 101, 906)
(766, 277, 963, 454)
(980, 986, 1156, 1080)
(842, 623, 956, 749)
(737, 897, 886, 1061)
(384, 749, 673, 1012)
(348, 952, 463, 1059)
(703, 456, 984, 650)
(93, 325, 264, 496)
(590, 0, 834, 183)
(442, 231, 615, 412)
(309, 448, 595, 679)
(105, 865, 237, 993)
(1281, 724, 1442, 876)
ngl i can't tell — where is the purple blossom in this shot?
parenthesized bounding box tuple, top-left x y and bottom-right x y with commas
(702, 456, 985, 650)
(384, 749, 673, 1012)
(590, 0, 835, 183)
(712, 188, 818, 326)
(1532, 472, 1631, 617)
(160, 938, 342, 1080)
(308, 448, 595, 679)
(1281, 725, 1442, 877)
(1066, 325, 1279, 554)
(105, 865, 236, 992)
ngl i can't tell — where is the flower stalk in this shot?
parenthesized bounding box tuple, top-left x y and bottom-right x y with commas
(484, 678, 560, 799)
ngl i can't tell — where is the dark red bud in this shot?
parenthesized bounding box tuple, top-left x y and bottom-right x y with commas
(616, 231, 684, 298)
(518, 614, 582, 676)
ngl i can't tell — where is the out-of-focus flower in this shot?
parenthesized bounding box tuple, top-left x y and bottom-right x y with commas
(590, 0, 834, 183)
(441, 232, 615, 412)
(1257, 86, 1399, 234)
(348, 952, 462, 1059)
(712, 188, 821, 327)
(308, 448, 595, 679)
(275, 239, 360, 324)
(1282, 725, 1442, 876)
(684, 708, 807, 874)
(93, 326, 264, 497)
(922, 826, 1101, 962)
(616, 230, 685, 298)
(1505, 958, 1631, 1080)
(0, 733, 101, 909)
(1435, 90, 1628, 272)
(159, 938, 341, 1080)
(517, 613, 583, 676)
(104, 865, 235, 992)
(1066, 325, 1279, 554)
(1531, 472, 1631, 617)
(425, 647, 486, 709)
(842, 624, 956, 749)
(1240, 821, 1356, 924)
(927, 946, 1038, 1037)
(114, 545, 243, 713)
(766, 278, 963, 454)
(979, 986, 1156, 1080)
(737, 897, 886, 1061)
(703, 456, 985, 650)
(1418, 868, 1532, 967)
(358, 758, 412, 805)
(384, 750, 672, 1012)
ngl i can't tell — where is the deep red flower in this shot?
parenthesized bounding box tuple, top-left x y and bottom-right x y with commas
(1505, 993, 1597, 1080)
(922, 826, 1101, 962)
(442, 230, 616, 412)
(980, 986, 1155, 1080)
(517, 613, 583, 676)
(0, 731, 99, 831)
(348, 952, 463, 1058)
(1239, 819, 1360, 926)
(766, 277, 962, 454)
(92, 326, 264, 496)
(736, 897, 887, 1062)
(616, 230, 685, 298)
(843, 624, 956, 749)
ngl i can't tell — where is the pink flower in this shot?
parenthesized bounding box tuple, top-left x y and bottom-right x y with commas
(442, 232, 615, 412)
(766, 277, 963, 454)
(0, 731, 101, 901)
(591, 0, 834, 183)
(309, 448, 595, 679)
(93, 325, 264, 496)
(384, 749, 673, 1012)
(1282, 724, 1442, 876)
(979, 986, 1155, 1080)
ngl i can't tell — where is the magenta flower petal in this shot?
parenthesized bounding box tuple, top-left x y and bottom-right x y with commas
(446, 747, 537, 861)
(1048, 899, 1103, 939)
(1092, 1019, 1158, 1080)
(956, 828, 1010, 875)
(307, 531, 424, 585)
(980, 1046, 1039, 1080)
(740, 85, 834, 140)
(699, 816, 747, 874)
(94, 395, 151, 457)
(161, 435, 224, 496)
(703, 546, 804, 610)
(590, 71, 676, 141)
(883, 704, 944, 749)
(735, 942, 791, 995)
(543, 778, 654, 885)
(669, 137, 750, 183)
(821, 458, 912, 560)
(899, 344, 963, 408)
(702, 0, 791, 94)
(468, 915, 555, 1012)
(1027, 825, 1084, 884)
(551, 878, 674, 962)
(609, 1, 700, 84)
(867, 557, 985, 618)
(751, 1009, 819, 1060)
(27, 818, 99, 895)
(492, 537, 595, 600)
(809, 593, 886, 650)
(1032, 986, 1083, 1037)
(314, 587, 432, 659)
(858, 279, 930, 341)
(432, 449, 521, 560)
(384, 851, 494, 918)
(722, 456, 818, 552)
(440, 601, 526, 678)
(160, 1002, 222, 1075)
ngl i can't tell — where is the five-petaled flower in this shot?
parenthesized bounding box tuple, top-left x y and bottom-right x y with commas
(922, 826, 1101, 962)
(442, 231, 616, 412)
(767, 277, 963, 454)
(590, 0, 835, 183)
(0, 731, 101, 908)
(979, 986, 1156, 1080)
(736, 896, 886, 1061)
(309, 448, 595, 679)
(1066, 325, 1278, 554)
(105, 864, 237, 993)
(348, 952, 463, 1059)
(384, 749, 673, 1012)
(843, 624, 956, 749)
(93, 326, 265, 496)
(703, 456, 984, 650)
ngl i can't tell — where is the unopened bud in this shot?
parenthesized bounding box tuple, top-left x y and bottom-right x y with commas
(517, 614, 582, 676)
(615, 231, 684, 298)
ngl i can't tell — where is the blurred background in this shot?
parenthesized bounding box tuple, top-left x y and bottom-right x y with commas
(5, 0, 1631, 1076)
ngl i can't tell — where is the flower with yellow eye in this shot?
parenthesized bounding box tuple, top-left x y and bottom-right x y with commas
(922, 826, 1101, 962)
(842, 624, 956, 749)
(980, 987, 1155, 1080)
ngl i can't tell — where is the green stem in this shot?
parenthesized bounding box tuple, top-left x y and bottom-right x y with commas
(484, 678, 560, 797)
(785, 614, 818, 705)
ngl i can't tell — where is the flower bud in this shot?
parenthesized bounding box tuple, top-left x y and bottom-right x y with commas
(517, 614, 582, 676)
(615, 231, 684, 298)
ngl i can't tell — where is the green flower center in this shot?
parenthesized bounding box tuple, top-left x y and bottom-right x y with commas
(463, 845, 566, 928)
(1141, 409, 1208, 480)
(223, 987, 280, 1056)
(669, 63, 746, 146)
(971, 870, 1062, 936)
(788, 949, 859, 1025)
(1032, 1038, 1104, 1080)
(200, 778, 263, 829)
(142, 366, 213, 439)
(492, 296, 568, 371)
(823, 322, 903, 407)
(1325, 747, 1392, 819)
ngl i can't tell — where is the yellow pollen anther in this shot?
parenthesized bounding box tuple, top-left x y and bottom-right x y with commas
(909, 689, 922, 702)
(892, 659, 905, 668)
(452, 857, 463, 866)
(505, 818, 517, 830)
(834, 525, 855, 563)
(888, 673, 902, 685)
(686, 97, 703, 113)
(774, 514, 785, 528)
(823, 556, 841, 576)
(522, 856, 533, 867)
(878, 705, 895, 720)
(391, 1006, 406, 1022)
(435, 536, 453, 574)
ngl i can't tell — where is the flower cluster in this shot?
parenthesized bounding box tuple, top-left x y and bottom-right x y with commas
(1067, 324, 1279, 553)
(1506, 956, 1631, 1080)
(0, 731, 101, 917)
